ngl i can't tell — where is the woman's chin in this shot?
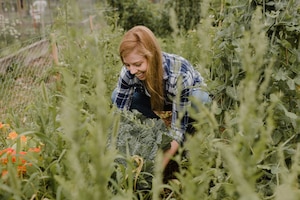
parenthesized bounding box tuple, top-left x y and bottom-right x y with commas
(136, 74, 146, 80)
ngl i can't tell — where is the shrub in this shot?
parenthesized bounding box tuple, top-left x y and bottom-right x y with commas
(105, 0, 173, 37)
(0, 16, 21, 48)
(166, 0, 202, 31)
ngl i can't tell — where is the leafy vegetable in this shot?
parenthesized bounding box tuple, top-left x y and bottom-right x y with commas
(112, 110, 173, 189)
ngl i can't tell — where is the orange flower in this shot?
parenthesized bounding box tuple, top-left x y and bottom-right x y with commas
(20, 135, 27, 143)
(6, 148, 15, 155)
(19, 152, 27, 164)
(29, 147, 41, 153)
(17, 165, 27, 175)
(1, 170, 8, 177)
(11, 156, 17, 163)
(1, 154, 18, 165)
(19, 151, 27, 155)
(7, 132, 27, 143)
(0, 148, 16, 164)
(0, 123, 9, 129)
(7, 132, 18, 140)
(0, 149, 5, 156)
(1, 158, 8, 165)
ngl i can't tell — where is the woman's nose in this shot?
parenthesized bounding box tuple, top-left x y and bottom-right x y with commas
(129, 66, 138, 74)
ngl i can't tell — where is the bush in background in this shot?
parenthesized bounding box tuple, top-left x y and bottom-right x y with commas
(166, 0, 202, 31)
(0, 16, 21, 48)
(105, 0, 173, 37)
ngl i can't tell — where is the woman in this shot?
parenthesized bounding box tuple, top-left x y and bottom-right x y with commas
(112, 25, 210, 170)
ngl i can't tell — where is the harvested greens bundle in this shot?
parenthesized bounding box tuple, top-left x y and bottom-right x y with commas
(114, 110, 173, 189)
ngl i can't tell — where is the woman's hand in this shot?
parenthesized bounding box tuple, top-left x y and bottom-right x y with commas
(153, 110, 172, 127)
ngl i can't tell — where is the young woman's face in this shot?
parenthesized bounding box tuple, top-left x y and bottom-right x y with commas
(123, 48, 148, 80)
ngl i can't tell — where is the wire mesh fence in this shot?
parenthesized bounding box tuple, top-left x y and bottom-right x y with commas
(0, 38, 55, 119)
(0, 1, 111, 120)
(0, 1, 57, 120)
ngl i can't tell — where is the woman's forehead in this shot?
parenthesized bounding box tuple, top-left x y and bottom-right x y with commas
(122, 49, 146, 64)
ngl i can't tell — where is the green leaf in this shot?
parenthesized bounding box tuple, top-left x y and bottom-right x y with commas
(287, 79, 295, 90)
(265, 1, 275, 6)
(294, 76, 300, 85)
(279, 104, 298, 119)
(280, 39, 292, 49)
(226, 86, 238, 100)
(270, 93, 280, 102)
(272, 130, 283, 145)
(273, 69, 288, 81)
(284, 111, 298, 120)
(213, 107, 222, 115)
(266, 10, 280, 18)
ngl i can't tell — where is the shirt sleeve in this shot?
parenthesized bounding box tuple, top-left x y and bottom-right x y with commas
(166, 56, 200, 144)
(113, 66, 135, 110)
(170, 81, 192, 144)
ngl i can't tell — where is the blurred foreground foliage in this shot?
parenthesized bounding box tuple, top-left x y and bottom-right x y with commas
(0, 0, 299, 199)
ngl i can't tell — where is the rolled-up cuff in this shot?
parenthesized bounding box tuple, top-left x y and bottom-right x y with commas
(168, 129, 184, 145)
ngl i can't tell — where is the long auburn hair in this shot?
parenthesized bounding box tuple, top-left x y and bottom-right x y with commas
(119, 26, 164, 111)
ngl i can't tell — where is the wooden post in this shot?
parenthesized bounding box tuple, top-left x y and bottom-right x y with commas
(17, 0, 21, 13)
(89, 15, 94, 33)
(0, 0, 3, 14)
(51, 33, 59, 65)
(50, 33, 62, 91)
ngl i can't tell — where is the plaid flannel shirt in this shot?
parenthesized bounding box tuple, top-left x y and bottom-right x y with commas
(113, 52, 204, 143)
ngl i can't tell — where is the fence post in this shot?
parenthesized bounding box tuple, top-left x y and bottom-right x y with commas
(51, 33, 59, 65)
(89, 15, 94, 33)
(17, 0, 21, 13)
(0, 0, 2, 14)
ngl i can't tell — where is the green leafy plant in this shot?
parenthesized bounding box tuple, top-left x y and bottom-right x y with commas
(0, 16, 21, 48)
(0, 122, 45, 199)
(166, 0, 202, 31)
(111, 110, 172, 192)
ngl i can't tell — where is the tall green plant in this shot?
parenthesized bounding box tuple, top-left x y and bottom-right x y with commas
(172, 0, 300, 199)
(200, 0, 300, 142)
(56, 67, 116, 199)
(176, 6, 270, 200)
(166, 0, 202, 31)
(49, 3, 120, 199)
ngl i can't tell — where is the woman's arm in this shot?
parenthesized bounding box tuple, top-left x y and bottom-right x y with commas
(162, 140, 179, 169)
(113, 67, 136, 109)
